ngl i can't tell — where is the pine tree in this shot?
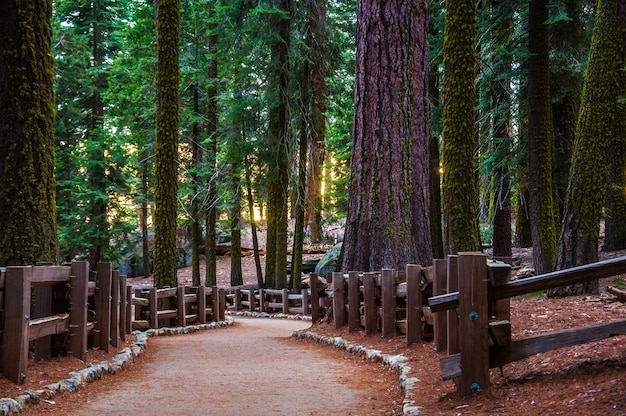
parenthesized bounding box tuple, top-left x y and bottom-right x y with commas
(441, 0, 481, 254)
(0, 0, 59, 265)
(153, 0, 181, 288)
(550, 0, 621, 296)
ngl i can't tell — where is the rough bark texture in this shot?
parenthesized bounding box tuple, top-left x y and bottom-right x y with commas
(527, 0, 557, 274)
(551, 0, 621, 296)
(550, 0, 583, 221)
(490, 0, 513, 259)
(0, 0, 59, 265)
(153, 0, 180, 288)
(603, 0, 626, 251)
(264, 0, 291, 289)
(515, 190, 533, 248)
(230, 176, 243, 287)
(305, 0, 326, 243)
(342, 0, 432, 273)
(205, 5, 218, 287)
(441, 0, 481, 255)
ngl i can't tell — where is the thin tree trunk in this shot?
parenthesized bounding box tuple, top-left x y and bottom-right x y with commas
(245, 155, 264, 288)
(527, 0, 557, 274)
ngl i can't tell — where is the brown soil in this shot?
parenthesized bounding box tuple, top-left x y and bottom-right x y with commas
(2, 246, 626, 415)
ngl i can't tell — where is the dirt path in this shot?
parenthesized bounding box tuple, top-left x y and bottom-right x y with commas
(36, 318, 400, 416)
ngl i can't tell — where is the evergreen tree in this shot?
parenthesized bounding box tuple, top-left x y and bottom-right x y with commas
(441, 0, 481, 254)
(264, 0, 292, 289)
(0, 0, 59, 265)
(550, 0, 621, 296)
(342, 0, 432, 272)
(527, 0, 557, 274)
(153, 0, 181, 288)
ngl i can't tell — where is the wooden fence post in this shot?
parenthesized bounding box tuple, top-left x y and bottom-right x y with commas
(95, 262, 112, 352)
(406, 264, 422, 346)
(218, 288, 226, 321)
(348, 271, 360, 332)
(125, 285, 133, 333)
(363, 272, 377, 335)
(332, 272, 346, 328)
(447, 255, 460, 355)
(149, 287, 158, 329)
(69, 261, 89, 361)
(2, 267, 32, 384)
(110, 271, 120, 348)
(433, 258, 448, 352)
(310, 274, 319, 322)
(282, 288, 290, 314)
(198, 286, 207, 324)
(119, 274, 127, 341)
(458, 252, 489, 395)
(177, 286, 186, 327)
(381, 269, 396, 338)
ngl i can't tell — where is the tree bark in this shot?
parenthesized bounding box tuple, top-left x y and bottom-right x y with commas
(550, 0, 621, 296)
(342, 0, 432, 272)
(0, 0, 59, 265)
(205, 3, 218, 287)
(603, 0, 626, 251)
(527, 0, 557, 274)
(265, 0, 291, 289)
(441, 0, 481, 255)
(153, 0, 180, 288)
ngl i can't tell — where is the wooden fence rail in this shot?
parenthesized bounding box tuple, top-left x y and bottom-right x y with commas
(0, 261, 123, 385)
(130, 285, 226, 330)
(428, 253, 626, 395)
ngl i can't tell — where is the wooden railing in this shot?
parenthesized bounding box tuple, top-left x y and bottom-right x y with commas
(225, 286, 315, 317)
(0, 261, 126, 385)
(428, 253, 626, 395)
(129, 285, 226, 330)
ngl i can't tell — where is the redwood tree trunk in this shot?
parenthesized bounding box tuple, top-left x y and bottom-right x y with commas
(342, 0, 432, 272)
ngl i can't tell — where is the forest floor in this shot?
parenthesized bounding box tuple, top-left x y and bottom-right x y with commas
(1, 223, 626, 414)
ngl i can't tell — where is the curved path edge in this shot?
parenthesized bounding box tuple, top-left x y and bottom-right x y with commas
(292, 330, 423, 416)
(0, 318, 235, 416)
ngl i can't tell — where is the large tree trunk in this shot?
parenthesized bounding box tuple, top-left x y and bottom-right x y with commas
(527, 0, 557, 274)
(441, 0, 481, 255)
(0, 0, 59, 265)
(550, 0, 621, 296)
(265, 0, 291, 289)
(603, 0, 626, 251)
(230, 173, 243, 287)
(153, 0, 180, 288)
(191, 85, 202, 286)
(342, 0, 432, 272)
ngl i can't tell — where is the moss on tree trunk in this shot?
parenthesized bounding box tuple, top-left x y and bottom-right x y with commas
(0, 0, 59, 266)
(550, 0, 621, 296)
(441, 0, 481, 255)
(153, 0, 180, 288)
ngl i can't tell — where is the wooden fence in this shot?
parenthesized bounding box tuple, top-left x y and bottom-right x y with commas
(428, 252, 626, 395)
(129, 285, 226, 330)
(0, 262, 126, 385)
(224, 285, 317, 317)
(0, 261, 227, 385)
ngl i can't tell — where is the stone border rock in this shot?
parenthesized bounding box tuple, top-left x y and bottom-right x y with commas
(0, 317, 234, 416)
(292, 330, 423, 416)
(228, 310, 312, 321)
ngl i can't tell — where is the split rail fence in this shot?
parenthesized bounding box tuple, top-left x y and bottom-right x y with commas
(428, 252, 626, 395)
(0, 262, 226, 385)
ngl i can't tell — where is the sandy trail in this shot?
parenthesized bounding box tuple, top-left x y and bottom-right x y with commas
(69, 318, 380, 416)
